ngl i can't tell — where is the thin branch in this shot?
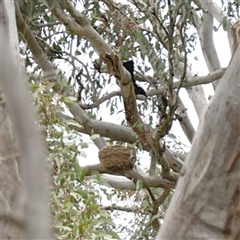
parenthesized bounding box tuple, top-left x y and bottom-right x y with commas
(101, 175, 136, 190)
(83, 163, 176, 189)
(174, 9, 188, 106)
(151, 188, 170, 231)
(179, 68, 226, 88)
(79, 91, 122, 109)
(155, 188, 170, 206)
(30, 21, 61, 30)
(147, 68, 226, 97)
(101, 205, 137, 212)
(15, 1, 57, 82)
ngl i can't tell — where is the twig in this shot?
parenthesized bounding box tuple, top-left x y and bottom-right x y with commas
(15, 1, 57, 82)
(30, 21, 61, 30)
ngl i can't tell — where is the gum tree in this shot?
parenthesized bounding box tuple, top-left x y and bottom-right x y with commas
(1, 0, 239, 239)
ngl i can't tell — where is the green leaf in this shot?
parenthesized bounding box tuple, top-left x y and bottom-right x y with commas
(64, 119, 83, 128)
(56, 172, 67, 183)
(65, 201, 73, 208)
(90, 134, 100, 140)
(63, 97, 75, 106)
(151, 211, 162, 222)
(45, 82, 55, 90)
(76, 189, 89, 198)
(168, 133, 176, 139)
(89, 204, 99, 211)
(105, 230, 121, 240)
(30, 84, 40, 91)
(136, 180, 143, 191)
(94, 217, 116, 227)
(138, 142, 143, 151)
(80, 168, 86, 182)
(79, 150, 87, 158)
(80, 142, 88, 148)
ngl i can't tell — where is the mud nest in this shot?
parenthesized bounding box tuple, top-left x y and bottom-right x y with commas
(98, 145, 136, 170)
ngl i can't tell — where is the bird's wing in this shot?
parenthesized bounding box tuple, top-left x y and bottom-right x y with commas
(123, 60, 134, 82)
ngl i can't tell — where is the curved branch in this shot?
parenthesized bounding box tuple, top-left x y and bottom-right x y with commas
(148, 68, 225, 97)
(202, 1, 234, 53)
(151, 188, 171, 231)
(101, 175, 136, 190)
(198, 0, 222, 89)
(207, 2, 234, 28)
(69, 103, 106, 149)
(42, 0, 112, 55)
(179, 68, 226, 87)
(84, 163, 176, 189)
(79, 91, 121, 109)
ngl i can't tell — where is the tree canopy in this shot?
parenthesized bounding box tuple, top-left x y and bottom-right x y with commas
(1, 0, 240, 239)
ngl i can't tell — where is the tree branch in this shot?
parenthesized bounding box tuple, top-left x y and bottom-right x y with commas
(15, 1, 57, 82)
(79, 91, 121, 109)
(101, 175, 136, 190)
(147, 68, 225, 97)
(69, 103, 106, 149)
(198, 0, 222, 89)
(83, 163, 176, 189)
(101, 205, 137, 212)
(176, 98, 195, 143)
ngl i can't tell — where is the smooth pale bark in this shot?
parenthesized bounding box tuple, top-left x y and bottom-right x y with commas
(0, 2, 23, 238)
(0, 1, 54, 239)
(156, 46, 240, 239)
(176, 98, 195, 143)
(83, 163, 175, 189)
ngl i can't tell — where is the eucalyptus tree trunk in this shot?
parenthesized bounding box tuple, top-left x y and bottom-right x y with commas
(156, 46, 240, 239)
(0, 97, 23, 239)
(0, 1, 54, 239)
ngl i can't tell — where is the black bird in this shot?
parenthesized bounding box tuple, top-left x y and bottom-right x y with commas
(123, 60, 147, 101)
